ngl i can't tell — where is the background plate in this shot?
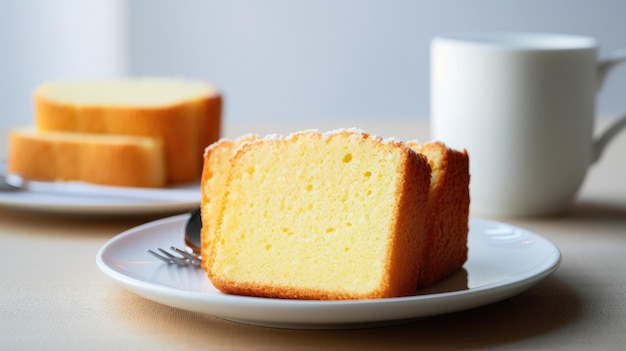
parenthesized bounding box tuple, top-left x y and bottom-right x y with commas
(0, 178, 200, 215)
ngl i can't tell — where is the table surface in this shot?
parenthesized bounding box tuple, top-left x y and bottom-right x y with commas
(1, 118, 625, 350)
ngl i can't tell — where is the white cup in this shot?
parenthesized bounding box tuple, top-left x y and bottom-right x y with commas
(431, 32, 626, 217)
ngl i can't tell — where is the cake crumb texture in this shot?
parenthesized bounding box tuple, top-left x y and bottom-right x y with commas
(206, 129, 432, 300)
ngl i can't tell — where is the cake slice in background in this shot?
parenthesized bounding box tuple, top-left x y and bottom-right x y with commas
(8, 128, 166, 188)
(34, 78, 222, 184)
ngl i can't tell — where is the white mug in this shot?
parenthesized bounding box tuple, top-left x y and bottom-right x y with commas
(431, 32, 626, 217)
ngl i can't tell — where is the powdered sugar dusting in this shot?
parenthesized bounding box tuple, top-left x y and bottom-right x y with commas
(217, 128, 413, 150)
(264, 133, 283, 141)
(321, 127, 371, 140)
(204, 134, 260, 157)
(382, 137, 403, 145)
(204, 137, 232, 157)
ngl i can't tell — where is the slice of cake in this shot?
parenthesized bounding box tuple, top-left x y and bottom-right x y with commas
(407, 141, 470, 287)
(34, 78, 222, 184)
(205, 129, 432, 300)
(200, 134, 259, 272)
(8, 128, 166, 188)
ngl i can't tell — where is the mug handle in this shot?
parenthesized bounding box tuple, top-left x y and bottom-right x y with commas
(592, 49, 626, 163)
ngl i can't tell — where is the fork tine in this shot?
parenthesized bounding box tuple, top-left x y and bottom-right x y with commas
(156, 248, 188, 266)
(146, 248, 186, 266)
(146, 249, 177, 264)
(170, 246, 201, 266)
(146, 247, 201, 267)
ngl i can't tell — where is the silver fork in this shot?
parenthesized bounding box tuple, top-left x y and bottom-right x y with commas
(147, 246, 201, 267)
(147, 207, 203, 267)
(0, 174, 27, 191)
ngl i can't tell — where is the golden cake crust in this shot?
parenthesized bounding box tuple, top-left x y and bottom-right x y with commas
(200, 135, 259, 273)
(407, 141, 470, 287)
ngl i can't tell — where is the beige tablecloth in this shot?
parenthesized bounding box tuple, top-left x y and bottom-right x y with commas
(1, 118, 625, 350)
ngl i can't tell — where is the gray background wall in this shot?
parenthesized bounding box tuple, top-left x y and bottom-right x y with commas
(2, 0, 626, 139)
(128, 0, 626, 123)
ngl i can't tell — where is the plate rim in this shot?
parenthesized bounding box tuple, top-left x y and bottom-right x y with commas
(96, 214, 561, 329)
(0, 183, 201, 215)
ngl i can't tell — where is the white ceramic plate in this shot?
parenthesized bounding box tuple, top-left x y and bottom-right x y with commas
(96, 214, 561, 329)
(0, 179, 200, 215)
